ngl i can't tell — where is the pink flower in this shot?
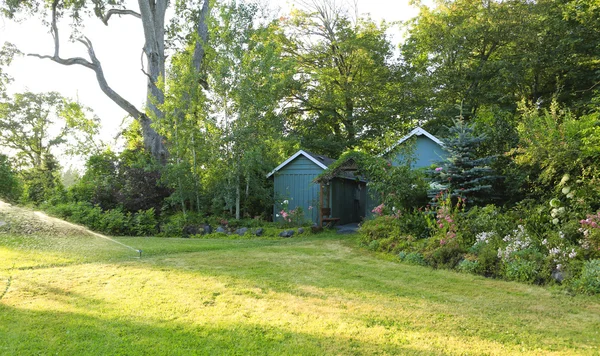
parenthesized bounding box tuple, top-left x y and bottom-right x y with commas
(435, 167, 443, 172)
(308, 206, 313, 210)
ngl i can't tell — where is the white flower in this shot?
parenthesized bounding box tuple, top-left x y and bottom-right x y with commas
(283, 200, 289, 204)
(557, 207, 566, 214)
(560, 174, 570, 185)
(568, 249, 577, 259)
(276, 214, 280, 217)
(556, 264, 562, 271)
(562, 186, 571, 195)
(552, 218, 560, 225)
(542, 239, 548, 245)
(559, 231, 565, 239)
(566, 192, 575, 199)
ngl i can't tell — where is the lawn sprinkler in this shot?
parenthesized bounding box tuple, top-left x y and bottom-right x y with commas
(137, 249, 142, 258)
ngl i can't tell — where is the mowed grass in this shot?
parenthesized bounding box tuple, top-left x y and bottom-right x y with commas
(0, 233, 599, 355)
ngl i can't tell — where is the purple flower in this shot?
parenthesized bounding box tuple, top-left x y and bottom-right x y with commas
(435, 167, 443, 172)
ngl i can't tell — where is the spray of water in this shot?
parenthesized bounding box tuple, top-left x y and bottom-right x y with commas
(32, 211, 142, 257)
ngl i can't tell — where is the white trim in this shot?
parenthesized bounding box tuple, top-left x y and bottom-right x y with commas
(266, 150, 328, 178)
(381, 127, 444, 156)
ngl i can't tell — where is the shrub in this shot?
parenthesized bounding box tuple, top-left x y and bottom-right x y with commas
(473, 242, 502, 277)
(504, 260, 540, 284)
(359, 216, 403, 246)
(571, 260, 600, 295)
(100, 208, 131, 236)
(368, 240, 380, 251)
(425, 243, 464, 269)
(359, 215, 418, 253)
(403, 252, 428, 266)
(457, 258, 479, 274)
(461, 205, 514, 247)
(0, 154, 21, 202)
(131, 208, 157, 236)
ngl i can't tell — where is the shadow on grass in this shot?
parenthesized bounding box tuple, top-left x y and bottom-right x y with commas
(136, 237, 600, 353)
(0, 304, 432, 355)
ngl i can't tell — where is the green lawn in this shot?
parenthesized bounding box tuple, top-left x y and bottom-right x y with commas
(0, 233, 599, 355)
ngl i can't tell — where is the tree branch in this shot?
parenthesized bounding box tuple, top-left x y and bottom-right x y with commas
(102, 9, 142, 25)
(140, 48, 153, 80)
(192, 0, 210, 89)
(27, 0, 143, 120)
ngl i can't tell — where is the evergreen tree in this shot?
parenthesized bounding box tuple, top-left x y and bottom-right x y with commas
(430, 119, 500, 206)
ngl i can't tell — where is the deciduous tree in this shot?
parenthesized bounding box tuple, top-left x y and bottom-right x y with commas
(0, 91, 100, 168)
(1, 0, 211, 162)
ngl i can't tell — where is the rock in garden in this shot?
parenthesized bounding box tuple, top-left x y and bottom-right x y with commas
(182, 225, 198, 238)
(255, 228, 264, 237)
(216, 226, 227, 233)
(203, 224, 212, 235)
(298, 227, 304, 234)
(552, 269, 564, 283)
(235, 227, 249, 236)
(279, 230, 295, 238)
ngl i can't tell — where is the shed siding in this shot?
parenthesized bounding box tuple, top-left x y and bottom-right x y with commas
(391, 136, 448, 169)
(273, 155, 321, 223)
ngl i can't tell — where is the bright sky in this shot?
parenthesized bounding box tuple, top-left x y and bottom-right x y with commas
(0, 0, 421, 150)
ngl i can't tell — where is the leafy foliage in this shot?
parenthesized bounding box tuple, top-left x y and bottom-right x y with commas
(0, 154, 21, 202)
(0, 91, 100, 169)
(278, 1, 406, 157)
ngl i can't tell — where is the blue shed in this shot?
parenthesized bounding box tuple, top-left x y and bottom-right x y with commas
(267, 128, 448, 225)
(383, 127, 449, 168)
(267, 150, 367, 225)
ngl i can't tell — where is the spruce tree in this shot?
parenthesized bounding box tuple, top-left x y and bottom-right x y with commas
(430, 119, 500, 206)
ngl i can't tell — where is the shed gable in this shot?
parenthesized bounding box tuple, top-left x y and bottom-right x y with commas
(390, 135, 448, 169)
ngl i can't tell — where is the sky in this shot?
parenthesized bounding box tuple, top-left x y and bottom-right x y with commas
(0, 0, 421, 152)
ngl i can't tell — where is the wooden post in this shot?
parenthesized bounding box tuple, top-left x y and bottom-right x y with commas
(319, 183, 324, 226)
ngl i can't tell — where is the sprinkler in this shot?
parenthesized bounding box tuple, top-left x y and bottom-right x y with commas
(137, 249, 142, 258)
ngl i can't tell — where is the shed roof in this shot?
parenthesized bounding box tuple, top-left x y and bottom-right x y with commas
(266, 150, 334, 178)
(381, 127, 444, 157)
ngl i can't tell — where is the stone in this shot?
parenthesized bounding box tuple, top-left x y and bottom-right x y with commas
(182, 225, 199, 238)
(552, 269, 564, 283)
(298, 227, 304, 234)
(203, 224, 212, 235)
(255, 228, 264, 237)
(216, 226, 227, 233)
(279, 230, 295, 238)
(235, 227, 249, 236)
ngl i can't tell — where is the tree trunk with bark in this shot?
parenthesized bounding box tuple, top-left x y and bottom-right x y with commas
(26, 0, 210, 163)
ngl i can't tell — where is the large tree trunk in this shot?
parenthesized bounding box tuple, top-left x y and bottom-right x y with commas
(138, 0, 168, 163)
